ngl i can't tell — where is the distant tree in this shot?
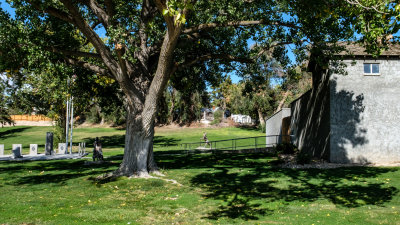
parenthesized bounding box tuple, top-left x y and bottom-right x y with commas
(0, 74, 14, 127)
(164, 87, 208, 124)
(210, 76, 233, 111)
(169, 63, 215, 125)
(239, 45, 288, 128)
(278, 65, 312, 109)
(84, 77, 126, 126)
(5, 65, 117, 143)
(226, 82, 251, 116)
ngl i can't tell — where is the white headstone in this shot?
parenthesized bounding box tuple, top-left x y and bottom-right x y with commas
(12, 144, 23, 158)
(30, 144, 38, 155)
(0, 144, 4, 156)
(58, 143, 67, 154)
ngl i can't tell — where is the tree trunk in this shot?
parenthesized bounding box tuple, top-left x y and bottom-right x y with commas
(113, 26, 181, 177)
(257, 108, 265, 128)
(53, 110, 67, 144)
(275, 90, 290, 113)
(168, 88, 175, 123)
(114, 105, 158, 177)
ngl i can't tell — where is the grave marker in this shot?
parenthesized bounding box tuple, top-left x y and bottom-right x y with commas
(45, 132, 53, 155)
(58, 143, 67, 154)
(30, 144, 38, 155)
(0, 144, 4, 156)
(78, 142, 86, 155)
(12, 144, 23, 158)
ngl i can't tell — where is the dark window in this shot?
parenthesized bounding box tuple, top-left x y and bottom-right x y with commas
(364, 64, 371, 73)
(372, 64, 379, 73)
(364, 63, 380, 75)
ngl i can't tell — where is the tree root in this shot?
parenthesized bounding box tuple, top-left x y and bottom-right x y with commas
(150, 170, 165, 177)
(95, 169, 173, 185)
(128, 174, 182, 186)
(95, 171, 121, 181)
(95, 168, 133, 181)
(159, 177, 182, 186)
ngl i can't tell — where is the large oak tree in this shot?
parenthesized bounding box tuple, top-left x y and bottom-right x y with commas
(2, 0, 394, 177)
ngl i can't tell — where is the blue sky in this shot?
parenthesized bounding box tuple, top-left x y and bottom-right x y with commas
(0, 0, 15, 17)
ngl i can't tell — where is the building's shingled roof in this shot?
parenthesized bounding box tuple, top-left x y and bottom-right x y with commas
(336, 43, 400, 56)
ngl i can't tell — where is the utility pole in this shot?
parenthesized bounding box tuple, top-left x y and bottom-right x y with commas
(65, 77, 70, 154)
(65, 75, 75, 154)
(69, 96, 74, 154)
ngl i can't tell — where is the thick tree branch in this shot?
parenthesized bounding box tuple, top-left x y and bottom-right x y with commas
(172, 53, 253, 75)
(59, 0, 120, 78)
(57, 1, 146, 106)
(79, 1, 132, 78)
(104, 0, 115, 20)
(114, 43, 129, 77)
(64, 57, 110, 76)
(154, 0, 176, 32)
(142, 1, 185, 136)
(58, 2, 142, 103)
(345, 0, 389, 14)
(136, 0, 159, 78)
(256, 41, 300, 58)
(183, 20, 301, 34)
(186, 53, 253, 66)
(79, 0, 112, 28)
(27, 0, 74, 24)
(44, 46, 102, 59)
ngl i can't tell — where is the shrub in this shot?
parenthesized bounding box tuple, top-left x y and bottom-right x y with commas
(211, 110, 223, 125)
(296, 151, 311, 165)
(103, 107, 126, 126)
(275, 143, 298, 155)
(85, 106, 101, 123)
(259, 123, 266, 133)
(53, 123, 65, 146)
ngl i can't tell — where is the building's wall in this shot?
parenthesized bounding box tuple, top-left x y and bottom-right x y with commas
(290, 70, 330, 160)
(330, 59, 400, 163)
(265, 108, 291, 147)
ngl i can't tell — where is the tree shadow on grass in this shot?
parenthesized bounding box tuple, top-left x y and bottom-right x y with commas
(156, 153, 270, 170)
(83, 135, 125, 149)
(0, 127, 31, 140)
(0, 160, 118, 186)
(235, 124, 260, 132)
(153, 136, 180, 147)
(82, 135, 180, 149)
(158, 153, 399, 221)
(1, 151, 398, 221)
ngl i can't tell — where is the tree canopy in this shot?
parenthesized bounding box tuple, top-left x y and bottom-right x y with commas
(345, 0, 399, 54)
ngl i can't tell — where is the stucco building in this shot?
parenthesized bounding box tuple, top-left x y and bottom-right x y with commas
(268, 44, 400, 164)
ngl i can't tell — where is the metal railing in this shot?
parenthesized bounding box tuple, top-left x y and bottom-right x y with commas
(265, 135, 293, 148)
(180, 135, 292, 151)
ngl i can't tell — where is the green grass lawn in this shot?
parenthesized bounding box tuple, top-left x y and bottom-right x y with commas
(0, 126, 265, 154)
(0, 126, 399, 224)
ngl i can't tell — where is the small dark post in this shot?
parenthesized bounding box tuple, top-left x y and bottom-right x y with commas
(45, 132, 54, 155)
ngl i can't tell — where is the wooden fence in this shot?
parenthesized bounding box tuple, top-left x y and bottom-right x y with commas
(11, 115, 52, 122)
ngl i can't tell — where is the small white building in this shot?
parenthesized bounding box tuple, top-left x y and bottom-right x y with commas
(231, 114, 252, 124)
